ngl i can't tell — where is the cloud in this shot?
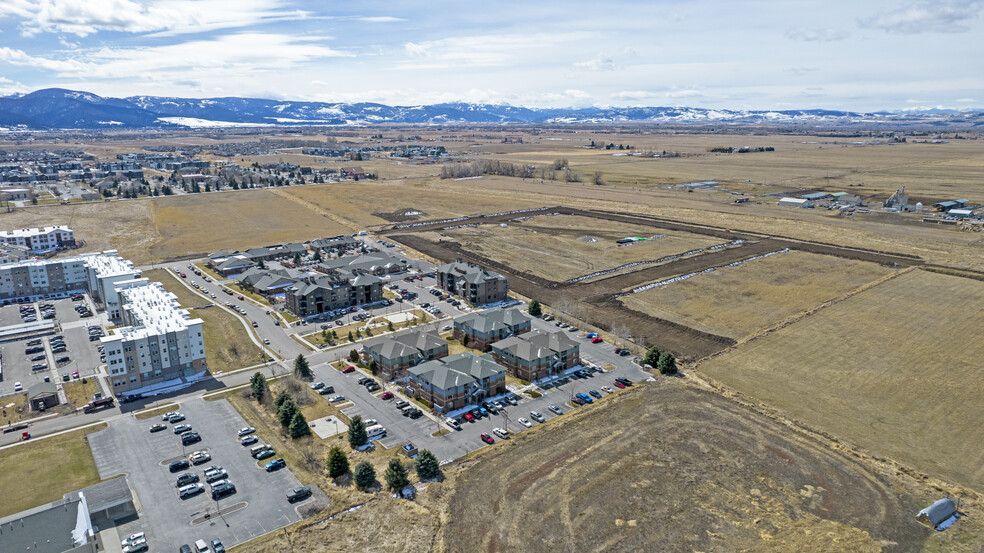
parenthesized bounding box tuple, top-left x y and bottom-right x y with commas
(859, 0, 983, 33)
(665, 88, 702, 98)
(574, 55, 615, 71)
(784, 66, 819, 76)
(610, 90, 659, 101)
(0, 33, 349, 80)
(785, 28, 849, 42)
(399, 32, 590, 69)
(355, 16, 404, 23)
(0, 0, 310, 37)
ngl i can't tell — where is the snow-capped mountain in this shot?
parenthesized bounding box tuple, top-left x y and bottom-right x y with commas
(0, 88, 979, 129)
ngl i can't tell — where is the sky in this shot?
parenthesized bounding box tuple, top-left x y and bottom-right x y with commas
(0, 0, 981, 111)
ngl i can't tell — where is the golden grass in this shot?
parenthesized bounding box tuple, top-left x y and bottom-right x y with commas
(146, 269, 266, 374)
(62, 381, 98, 409)
(0, 424, 106, 517)
(622, 251, 898, 339)
(701, 269, 984, 491)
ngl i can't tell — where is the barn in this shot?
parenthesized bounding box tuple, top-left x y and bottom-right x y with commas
(777, 197, 812, 208)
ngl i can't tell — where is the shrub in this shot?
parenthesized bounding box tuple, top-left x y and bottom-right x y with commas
(354, 461, 375, 490)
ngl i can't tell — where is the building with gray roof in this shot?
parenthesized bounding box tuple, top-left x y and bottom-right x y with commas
(436, 261, 509, 305)
(408, 352, 506, 412)
(453, 307, 531, 351)
(363, 329, 449, 381)
(317, 252, 408, 277)
(490, 329, 580, 381)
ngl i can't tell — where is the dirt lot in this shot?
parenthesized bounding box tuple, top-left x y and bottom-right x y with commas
(440, 381, 981, 553)
(700, 268, 984, 492)
(621, 250, 899, 339)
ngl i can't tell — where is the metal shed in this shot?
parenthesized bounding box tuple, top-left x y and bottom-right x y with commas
(916, 498, 957, 529)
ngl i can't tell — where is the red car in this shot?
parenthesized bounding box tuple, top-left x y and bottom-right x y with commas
(591, 337, 603, 344)
(342, 366, 355, 374)
(380, 391, 394, 400)
(613, 380, 626, 388)
(463, 412, 475, 422)
(237, 295, 244, 300)
(480, 432, 494, 444)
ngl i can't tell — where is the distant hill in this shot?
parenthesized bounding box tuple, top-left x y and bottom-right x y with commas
(0, 88, 980, 129)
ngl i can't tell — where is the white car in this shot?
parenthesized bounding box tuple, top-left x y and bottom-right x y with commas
(329, 395, 346, 403)
(492, 427, 511, 439)
(237, 426, 256, 436)
(121, 532, 146, 547)
(601, 385, 614, 394)
(189, 450, 211, 465)
(518, 417, 532, 428)
(13, 382, 22, 392)
(161, 411, 178, 421)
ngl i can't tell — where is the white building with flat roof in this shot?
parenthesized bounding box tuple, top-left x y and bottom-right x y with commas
(0, 225, 75, 252)
(103, 279, 206, 394)
(81, 251, 141, 319)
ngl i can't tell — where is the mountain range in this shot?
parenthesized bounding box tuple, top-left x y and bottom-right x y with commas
(0, 88, 980, 129)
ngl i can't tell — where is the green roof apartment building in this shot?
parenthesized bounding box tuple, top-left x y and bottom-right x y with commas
(490, 329, 581, 382)
(363, 329, 449, 381)
(436, 261, 509, 306)
(408, 351, 506, 413)
(453, 307, 532, 351)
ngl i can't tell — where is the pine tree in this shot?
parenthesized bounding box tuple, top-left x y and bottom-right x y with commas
(348, 415, 368, 449)
(289, 411, 310, 438)
(250, 372, 267, 403)
(384, 457, 410, 492)
(274, 390, 291, 410)
(387, 320, 395, 332)
(327, 446, 349, 478)
(414, 449, 440, 480)
(294, 354, 312, 379)
(278, 396, 297, 427)
(354, 461, 375, 490)
(528, 300, 542, 317)
(348, 331, 354, 342)
(644, 346, 662, 368)
(657, 351, 678, 375)
(350, 350, 360, 363)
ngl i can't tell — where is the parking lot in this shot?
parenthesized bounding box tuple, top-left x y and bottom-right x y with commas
(88, 398, 326, 550)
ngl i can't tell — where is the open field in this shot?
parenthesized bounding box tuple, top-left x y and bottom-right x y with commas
(146, 269, 266, 374)
(149, 189, 351, 261)
(621, 250, 899, 339)
(700, 268, 984, 492)
(416, 214, 724, 281)
(440, 381, 983, 553)
(0, 424, 106, 518)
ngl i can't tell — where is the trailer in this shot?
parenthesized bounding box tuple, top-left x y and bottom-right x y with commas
(82, 396, 115, 414)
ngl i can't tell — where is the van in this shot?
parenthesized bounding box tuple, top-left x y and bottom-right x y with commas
(366, 424, 387, 440)
(250, 444, 271, 458)
(195, 539, 209, 553)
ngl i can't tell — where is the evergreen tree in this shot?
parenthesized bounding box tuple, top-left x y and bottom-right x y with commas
(657, 351, 678, 375)
(250, 372, 267, 403)
(274, 390, 291, 410)
(313, 250, 322, 262)
(327, 446, 349, 478)
(527, 300, 542, 317)
(368, 359, 378, 376)
(354, 461, 375, 490)
(348, 415, 368, 449)
(384, 457, 410, 492)
(277, 396, 297, 427)
(289, 411, 310, 438)
(414, 449, 441, 480)
(387, 320, 395, 332)
(348, 331, 354, 342)
(644, 346, 662, 368)
(349, 350, 360, 363)
(294, 354, 312, 379)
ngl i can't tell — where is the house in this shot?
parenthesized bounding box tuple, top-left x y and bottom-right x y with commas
(490, 330, 581, 382)
(916, 498, 958, 530)
(777, 197, 812, 208)
(436, 261, 509, 305)
(363, 329, 449, 381)
(408, 352, 506, 412)
(453, 307, 531, 351)
(29, 381, 58, 411)
(212, 255, 254, 276)
(340, 166, 368, 178)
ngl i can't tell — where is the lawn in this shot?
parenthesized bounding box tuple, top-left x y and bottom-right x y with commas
(700, 268, 984, 492)
(0, 424, 106, 518)
(304, 310, 430, 347)
(145, 269, 266, 374)
(620, 251, 898, 339)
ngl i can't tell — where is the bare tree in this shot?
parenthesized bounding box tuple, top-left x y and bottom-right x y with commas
(593, 171, 605, 186)
(611, 323, 631, 346)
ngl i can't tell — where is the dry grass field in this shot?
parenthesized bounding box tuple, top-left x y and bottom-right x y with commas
(700, 268, 984, 492)
(146, 269, 265, 373)
(415, 214, 723, 281)
(621, 251, 898, 338)
(440, 381, 982, 553)
(148, 189, 351, 261)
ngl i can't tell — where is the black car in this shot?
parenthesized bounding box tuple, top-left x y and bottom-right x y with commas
(176, 473, 199, 487)
(181, 432, 202, 445)
(286, 486, 312, 502)
(615, 377, 633, 386)
(358, 377, 372, 386)
(169, 459, 190, 473)
(211, 481, 236, 500)
(366, 383, 380, 392)
(407, 408, 423, 419)
(179, 545, 192, 553)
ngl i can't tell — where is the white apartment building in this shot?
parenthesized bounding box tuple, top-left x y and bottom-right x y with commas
(103, 279, 206, 394)
(0, 226, 76, 253)
(81, 251, 141, 319)
(0, 251, 139, 312)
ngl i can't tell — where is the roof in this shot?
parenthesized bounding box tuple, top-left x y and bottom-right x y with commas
(410, 352, 505, 390)
(916, 498, 956, 527)
(216, 256, 253, 270)
(455, 307, 529, 334)
(491, 330, 578, 362)
(0, 497, 85, 553)
(437, 261, 507, 284)
(351, 274, 382, 286)
(778, 197, 808, 204)
(29, 381, 57, 397)
(73, 476, 133, 513)
(367, 330, 446, 360)
(801, 192, 831, 200)
(935, 200, 959, 208)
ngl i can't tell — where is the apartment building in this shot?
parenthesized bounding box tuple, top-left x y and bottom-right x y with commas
(453, 307, 532, 351)
(103, 279, 206, 394)
(0, 226, 76, 253)
(490, 330, 581, 382)
(0, 251, 140, 313)
(408, 352, 506, 413)
(283, 273, 383, 317)
(436, 261, 509, 305)
(363, 329, 449, 381)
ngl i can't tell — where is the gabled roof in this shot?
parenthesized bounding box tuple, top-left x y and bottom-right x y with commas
(437, 261, 506, 283)
(409, 352, 504, 390)
(28, 381, 57, 397)
(216, 256, 253, 270)
(351, 274, 382, 286)
(456, 307, 529, 334)
(491, 330, 578, 362)
(367, 330, 446, 360)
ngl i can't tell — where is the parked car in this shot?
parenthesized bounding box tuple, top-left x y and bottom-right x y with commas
(241, 435, 259, 446)
(576, 392, 593, 404)
(585, 332, 598, 339)
(169, 459, 190, 473)
(480, 432, 495, 444)
(547, 404, 564, 415)
(492, 427, 510, 439)
(211, 538, 225, 553)
(380, 391, 394, 400)
(189, 450, 211, 465)
(571, 396, 587, 406)
(530, 411, 545, 423)
(601, 385, 615, 394)
(342, 366, 355, 373)
(121, 532, 146, 548)
(328, 395, 346, 403)
(238, 426, 256, 436)
(161, 411, 179, 421)
(255, 449, 276, 460)
(182, 432, 202, 446)
(169, 414, 186, 423)
(318, 386, 335, 395)
(286, 486, 312, 502)
(445, 417, 461, 430)
(462, 412, 475, 422)
(591, 337, 604, 344)
(173, 424, 192, 434)
(395, 400, 409, 410)
(265, 458, 287, 471)
(613, 380, 626, 388)
(311, 382, 325, 390)
(176, 473, 200, 487)
(518, 417, 532, 427)
(589, 389, 602, 399)
(149, 423, 167, 433)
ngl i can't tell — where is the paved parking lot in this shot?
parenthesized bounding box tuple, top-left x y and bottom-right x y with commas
(88, 398, 325, 550)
